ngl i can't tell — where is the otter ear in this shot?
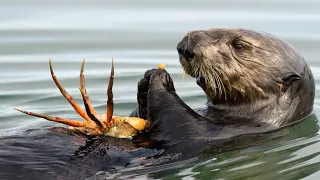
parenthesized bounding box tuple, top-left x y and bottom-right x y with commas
(282, 73, 301, 86)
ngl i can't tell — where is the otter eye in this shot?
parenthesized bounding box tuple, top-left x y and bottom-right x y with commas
(232, 41, 245, 50)
(234, 43, 244, 49)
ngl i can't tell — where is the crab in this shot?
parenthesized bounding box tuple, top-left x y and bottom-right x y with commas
(14, 58, 154, 138)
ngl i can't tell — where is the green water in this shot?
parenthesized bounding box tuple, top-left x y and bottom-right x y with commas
(0, 0, 320, 179)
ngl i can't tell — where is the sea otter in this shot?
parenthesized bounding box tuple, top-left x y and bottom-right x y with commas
(3, 28, 315, 180)
(83, 27, 315, 171)
(130, 28, 315, 144)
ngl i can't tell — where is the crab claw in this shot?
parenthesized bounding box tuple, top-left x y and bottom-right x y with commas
(14, 58, 150, 138)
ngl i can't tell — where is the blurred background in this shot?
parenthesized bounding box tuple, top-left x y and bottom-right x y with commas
(0, 0, 320, 179)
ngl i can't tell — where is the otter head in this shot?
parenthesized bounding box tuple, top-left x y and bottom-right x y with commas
(177, 28, 314, 125)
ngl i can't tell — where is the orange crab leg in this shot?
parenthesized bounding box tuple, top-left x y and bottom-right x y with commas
(49, 59, 91, 122)
(14, 108, 85, 127)
(79, 88, 104, 129)
(80, 59, 97, 115)
(78, 59, 104, 129)
(105, 57, 114, 127)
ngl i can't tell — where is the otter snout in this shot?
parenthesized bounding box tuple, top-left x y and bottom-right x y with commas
(177, 38, 195, 62)
(177, 30, 214, 63)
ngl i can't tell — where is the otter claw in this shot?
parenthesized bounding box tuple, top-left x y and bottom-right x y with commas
(14, 58, 150, 138)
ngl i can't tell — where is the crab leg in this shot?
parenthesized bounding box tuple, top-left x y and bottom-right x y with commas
(105, 57, 114, 127)
(14, 108, 85, 127)
(79, 90, 104, 129)
(80, 59, 97, 115)
(79, 59, 104, 129)
(49, 59, 91, 122)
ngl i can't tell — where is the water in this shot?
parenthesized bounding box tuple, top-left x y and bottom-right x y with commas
(0, 0, 320, 179)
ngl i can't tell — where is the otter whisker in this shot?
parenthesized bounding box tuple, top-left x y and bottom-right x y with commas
(210, 70, 220, 96)
(213, 67, 227, 100)
(179, 68, 188, 82)
(194, 63, 201, 77)
(206, 64, 218, 95)
(212, 70, 222, 97)
(200, 63, 218, 97)
(213, 70, 222, 98)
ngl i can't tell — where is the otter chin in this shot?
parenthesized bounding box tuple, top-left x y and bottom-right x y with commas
(176, 28, 315, 127)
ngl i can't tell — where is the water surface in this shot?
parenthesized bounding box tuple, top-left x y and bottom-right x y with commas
(0, 0, 320, 179)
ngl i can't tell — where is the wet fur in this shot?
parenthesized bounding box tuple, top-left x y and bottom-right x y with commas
(177, 28, 314, 127)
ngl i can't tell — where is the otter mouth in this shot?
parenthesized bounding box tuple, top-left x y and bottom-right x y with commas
(196, 76, 206, 89)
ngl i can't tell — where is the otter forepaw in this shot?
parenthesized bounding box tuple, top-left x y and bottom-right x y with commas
(137, 68, 175, 119)
(137, 69, 157, 119)
(148, 69, 175, 93)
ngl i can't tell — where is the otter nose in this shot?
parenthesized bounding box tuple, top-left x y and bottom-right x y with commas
(177, 42, 195, 62)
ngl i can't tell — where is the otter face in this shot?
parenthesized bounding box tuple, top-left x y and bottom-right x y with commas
(177, 28, 311, 106)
